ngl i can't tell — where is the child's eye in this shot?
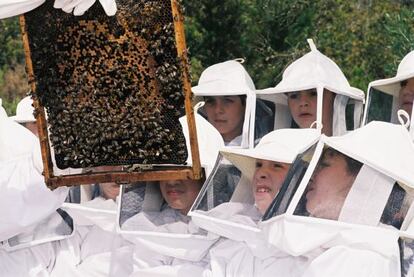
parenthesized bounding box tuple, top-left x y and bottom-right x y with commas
(288, 92, 298, 99)
(204, 97, 215, 105)
(223, 97, 235, 104)
(273, 163, 283, 169)
(319, 161, 330, 168)
(255, 161, 263, 168)
(309, 90, 317, 97)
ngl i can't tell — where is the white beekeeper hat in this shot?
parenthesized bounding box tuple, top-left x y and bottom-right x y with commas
(192, 60, 256, 96)
(9, 95, 36, 124)
(261, 121, 414, 260)
(363, 50, 414, 125)
(189, 128, 320, 242)
(258, 39, 365, 136)
(192, 60, 256, 148)
(222, 128, 320, 183)
(369, 50, 414, 96)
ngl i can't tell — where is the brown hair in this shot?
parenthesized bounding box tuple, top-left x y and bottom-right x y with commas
(322, 148, 363, 176)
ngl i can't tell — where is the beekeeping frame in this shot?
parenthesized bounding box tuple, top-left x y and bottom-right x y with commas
(19, 0, 202, 189)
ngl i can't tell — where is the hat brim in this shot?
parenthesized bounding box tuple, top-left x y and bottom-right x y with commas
(258, 84, 364, 100)
(9, 115, 36, 124)
(370, 72, 414, 97)
(220, 147, 294, 181)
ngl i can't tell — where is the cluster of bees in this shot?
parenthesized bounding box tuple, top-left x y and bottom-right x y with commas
(25, 0, 188, 169)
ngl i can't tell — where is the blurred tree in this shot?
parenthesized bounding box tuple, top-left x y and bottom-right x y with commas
(0, 17, 27, 115)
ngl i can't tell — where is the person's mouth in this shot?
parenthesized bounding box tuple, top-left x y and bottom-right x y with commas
(166, 189, 184, 197)
(255, 185, 271, 194)
(299, 112, 313, 118)
(214, 119, 227, 123)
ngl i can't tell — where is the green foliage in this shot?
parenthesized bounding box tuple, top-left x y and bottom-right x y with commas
(184, 0, 414, 91)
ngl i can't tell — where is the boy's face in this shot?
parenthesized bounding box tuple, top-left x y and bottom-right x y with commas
(203, 96, 245, 143)
(252, 159, 290, 215)
(398, 78, 414, 116)
(287, 89, 335, 136)
(305, 152, 355, 220)
(160, 179, 203, 215)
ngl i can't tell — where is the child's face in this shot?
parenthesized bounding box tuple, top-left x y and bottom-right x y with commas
(95, 165, 122, 200)
(203, 96, 245, 143)
(252, 159, 290, 215)
(305, 152, 355, 220)
(287, 89, 317, 129)
(398, 77, 414, 116)
(287, 89, 335, 136)
(159, 179, 203, 215)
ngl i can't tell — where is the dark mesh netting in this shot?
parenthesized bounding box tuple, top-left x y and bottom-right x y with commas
(193, 162, 241, 212)
(119, 183, 146, 226)
(400, 237, 414, 277)
(24, 0, 188, 169)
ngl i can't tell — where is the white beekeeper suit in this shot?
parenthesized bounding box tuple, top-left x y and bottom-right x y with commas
(192, 60, 257, 148)
(113, 114, 224, 276)
(0, 99, 69, 276)
(256, 39, 365, 138)
(261, 121, 414, 277)
(0, 0, 116, 19)
(363, 50, 414, 128)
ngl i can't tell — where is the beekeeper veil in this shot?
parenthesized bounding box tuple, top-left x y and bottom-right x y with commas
(189, 128, 319, 242)
(261, 121, 414, 260)
(116, 114, 224, 262)
(192, 59, 256, 148)
(255, 39, 365, 139)
(364, 50, 414, 130)
(0, 100, 68, 245)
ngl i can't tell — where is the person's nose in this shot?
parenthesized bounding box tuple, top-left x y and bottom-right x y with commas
(298, 93, 310, 107)
(214, 100, 225, 114)
(256, 167, 269, 180)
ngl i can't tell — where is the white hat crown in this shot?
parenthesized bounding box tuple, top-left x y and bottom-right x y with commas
(397, 50, 414, 77)
(193, 60, 256, 96)
(12, 96, 35, 123)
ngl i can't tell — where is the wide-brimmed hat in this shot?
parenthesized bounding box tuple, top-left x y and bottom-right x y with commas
(192, 60, 256, 96)
(369, 50, 414, 97)
(258, 39, 364, 100)
(220, 128, 320, 181)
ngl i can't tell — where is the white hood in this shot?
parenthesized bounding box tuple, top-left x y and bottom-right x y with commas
(0, 106, 68, 241)
(256, 39, 365, 137)
(363, 50, 414, 125)
(260, 121, 414, 276)
(368, 51, 414, 97)
(192, 60, 257, 148)
(9, 95, 36, 123)
(190, 128, 320, 243)
(116, 114, 224, 261)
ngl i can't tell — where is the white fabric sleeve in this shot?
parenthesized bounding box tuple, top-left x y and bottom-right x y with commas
(0, 0, 45, 19)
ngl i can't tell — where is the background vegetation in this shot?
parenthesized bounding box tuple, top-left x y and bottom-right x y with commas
(0, 0, 413, 115)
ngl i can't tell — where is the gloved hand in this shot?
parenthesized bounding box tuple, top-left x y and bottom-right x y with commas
(54, 0, 116, 16)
